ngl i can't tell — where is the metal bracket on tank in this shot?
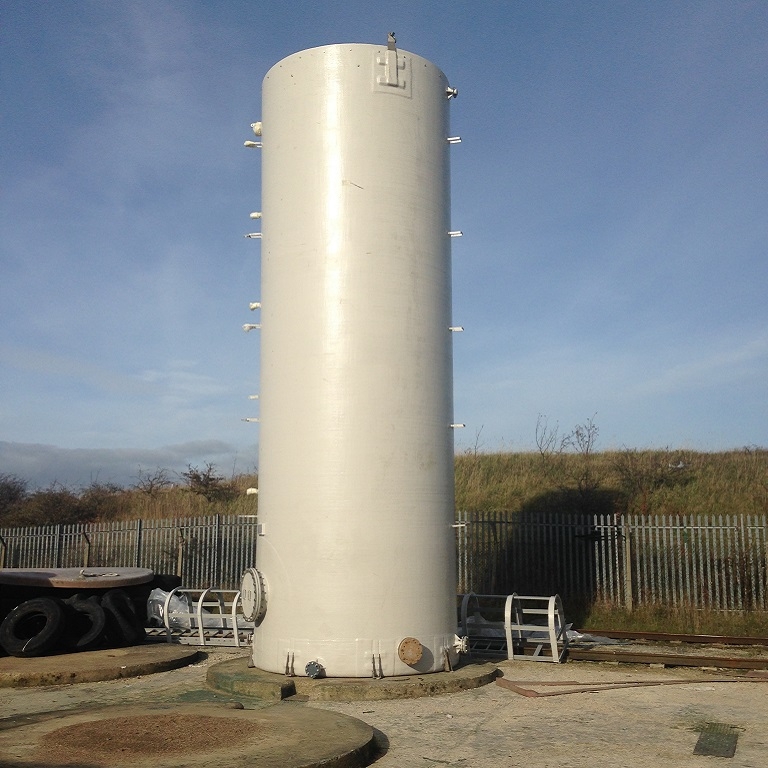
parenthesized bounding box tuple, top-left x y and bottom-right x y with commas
(370, 653, 384, 679)
(375, 32, 411, 96)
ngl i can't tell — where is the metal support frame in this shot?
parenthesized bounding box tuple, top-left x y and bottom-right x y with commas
(159, 587, 253, 647)
(459, 592, 569, 662)
(505, 593, 568, 662)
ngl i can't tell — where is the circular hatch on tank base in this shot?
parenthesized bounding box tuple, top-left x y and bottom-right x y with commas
(397, 637, 424, 666)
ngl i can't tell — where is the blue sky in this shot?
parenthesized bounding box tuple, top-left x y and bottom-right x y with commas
(1, 1, 766, 489)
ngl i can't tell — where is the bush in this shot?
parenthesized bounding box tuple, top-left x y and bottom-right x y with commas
(181, 463, 236, 503)
(0, 474, 28, 524)
(79, 482, 132, 521)
(11, 485, 86, 527)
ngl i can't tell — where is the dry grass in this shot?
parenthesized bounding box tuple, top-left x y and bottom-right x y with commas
(455, 448, 768, 518)
(3, 449, 765, 527)
(582, 601, 768, 637)
(122, 473, 260, 520)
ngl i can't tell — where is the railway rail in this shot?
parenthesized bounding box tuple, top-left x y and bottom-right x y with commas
(580, 630, 768, 646)
(568, 630, 768, 670)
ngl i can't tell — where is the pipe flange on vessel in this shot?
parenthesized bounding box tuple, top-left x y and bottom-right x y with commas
(305, 660, 325, 679)
(397, 636, 424, 666)
(240, 568, 267, 623)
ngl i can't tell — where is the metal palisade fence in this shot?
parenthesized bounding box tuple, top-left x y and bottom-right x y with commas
(0, 515, 259, 591)
(1, 512, 766, 612)
(456, 510, 768, 613)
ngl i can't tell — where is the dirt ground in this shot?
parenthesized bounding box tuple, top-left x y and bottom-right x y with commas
(3, 648, 768, 768)
(319, 660, 768, 767)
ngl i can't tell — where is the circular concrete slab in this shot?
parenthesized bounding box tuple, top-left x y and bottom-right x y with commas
(0, 702, 376, 768)
(0, 644, 201, 688)
(208, 657, 500, 701)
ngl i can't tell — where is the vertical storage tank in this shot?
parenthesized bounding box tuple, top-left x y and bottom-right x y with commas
(252, 41, 460, 677)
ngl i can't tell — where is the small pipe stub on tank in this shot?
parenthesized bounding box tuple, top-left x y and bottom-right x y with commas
(397, 637, 424, 666)
(305, 660, 325, 679)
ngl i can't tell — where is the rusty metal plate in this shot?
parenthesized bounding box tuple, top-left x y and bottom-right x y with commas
(397, 637, 423, 666)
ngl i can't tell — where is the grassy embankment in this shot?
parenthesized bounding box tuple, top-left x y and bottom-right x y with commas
(456, 448, 768, 635)
(2, 449, 766, 634)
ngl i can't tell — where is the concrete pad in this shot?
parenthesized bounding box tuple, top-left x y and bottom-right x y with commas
(208, 656, 500, 701)
(5, 650, 768, 766)
(0, 701, 376, 768)
(0, 644, 201, 688)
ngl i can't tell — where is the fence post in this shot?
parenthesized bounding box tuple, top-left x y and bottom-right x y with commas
(176, 528, 186, 579)
(135, 519, 142, 568)
(454, 510, 468, 594)
(214, 513, 221, 586)
(54, 524, 61, 568)
(81, 532, 91, 568)
(0, 535, 6, 569)
(623, 524, 633, 612)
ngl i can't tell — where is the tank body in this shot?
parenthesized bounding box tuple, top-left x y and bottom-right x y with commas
(253, 43, 458, 677)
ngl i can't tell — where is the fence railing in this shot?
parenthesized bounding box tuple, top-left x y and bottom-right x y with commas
(0, 516, 259, 591)
(2, 512, 766, 612)
(456, 510, 768, 613)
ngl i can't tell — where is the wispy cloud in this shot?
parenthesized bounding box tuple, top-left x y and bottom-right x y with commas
(0, 343, 154, 395)
(628, 331, 768, 398)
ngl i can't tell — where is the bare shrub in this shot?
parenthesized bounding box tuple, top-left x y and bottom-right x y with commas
(535, 414, 602, 512)
(181, 463, 236, 503)
(134, 467, 174, 497)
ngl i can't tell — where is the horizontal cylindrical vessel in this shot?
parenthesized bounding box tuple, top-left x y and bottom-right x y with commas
(253, 42, 459, 677)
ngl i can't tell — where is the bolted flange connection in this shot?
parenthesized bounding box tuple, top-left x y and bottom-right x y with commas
(305, 660, 325, 679)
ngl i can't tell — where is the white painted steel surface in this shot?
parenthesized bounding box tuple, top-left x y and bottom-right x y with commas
(252, 42, 459, 677)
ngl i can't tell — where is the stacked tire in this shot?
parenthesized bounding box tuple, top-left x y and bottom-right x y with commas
(0, 589, 145, 657)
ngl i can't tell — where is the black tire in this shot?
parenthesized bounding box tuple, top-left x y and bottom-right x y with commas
(62, 596, 107, 652)
(64, 592, 92, 606)
(0, 597, 66, 657)
(102, 589, 146, 646)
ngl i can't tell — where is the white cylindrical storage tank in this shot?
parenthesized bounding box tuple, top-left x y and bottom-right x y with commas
(253, 41, 459, 677)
